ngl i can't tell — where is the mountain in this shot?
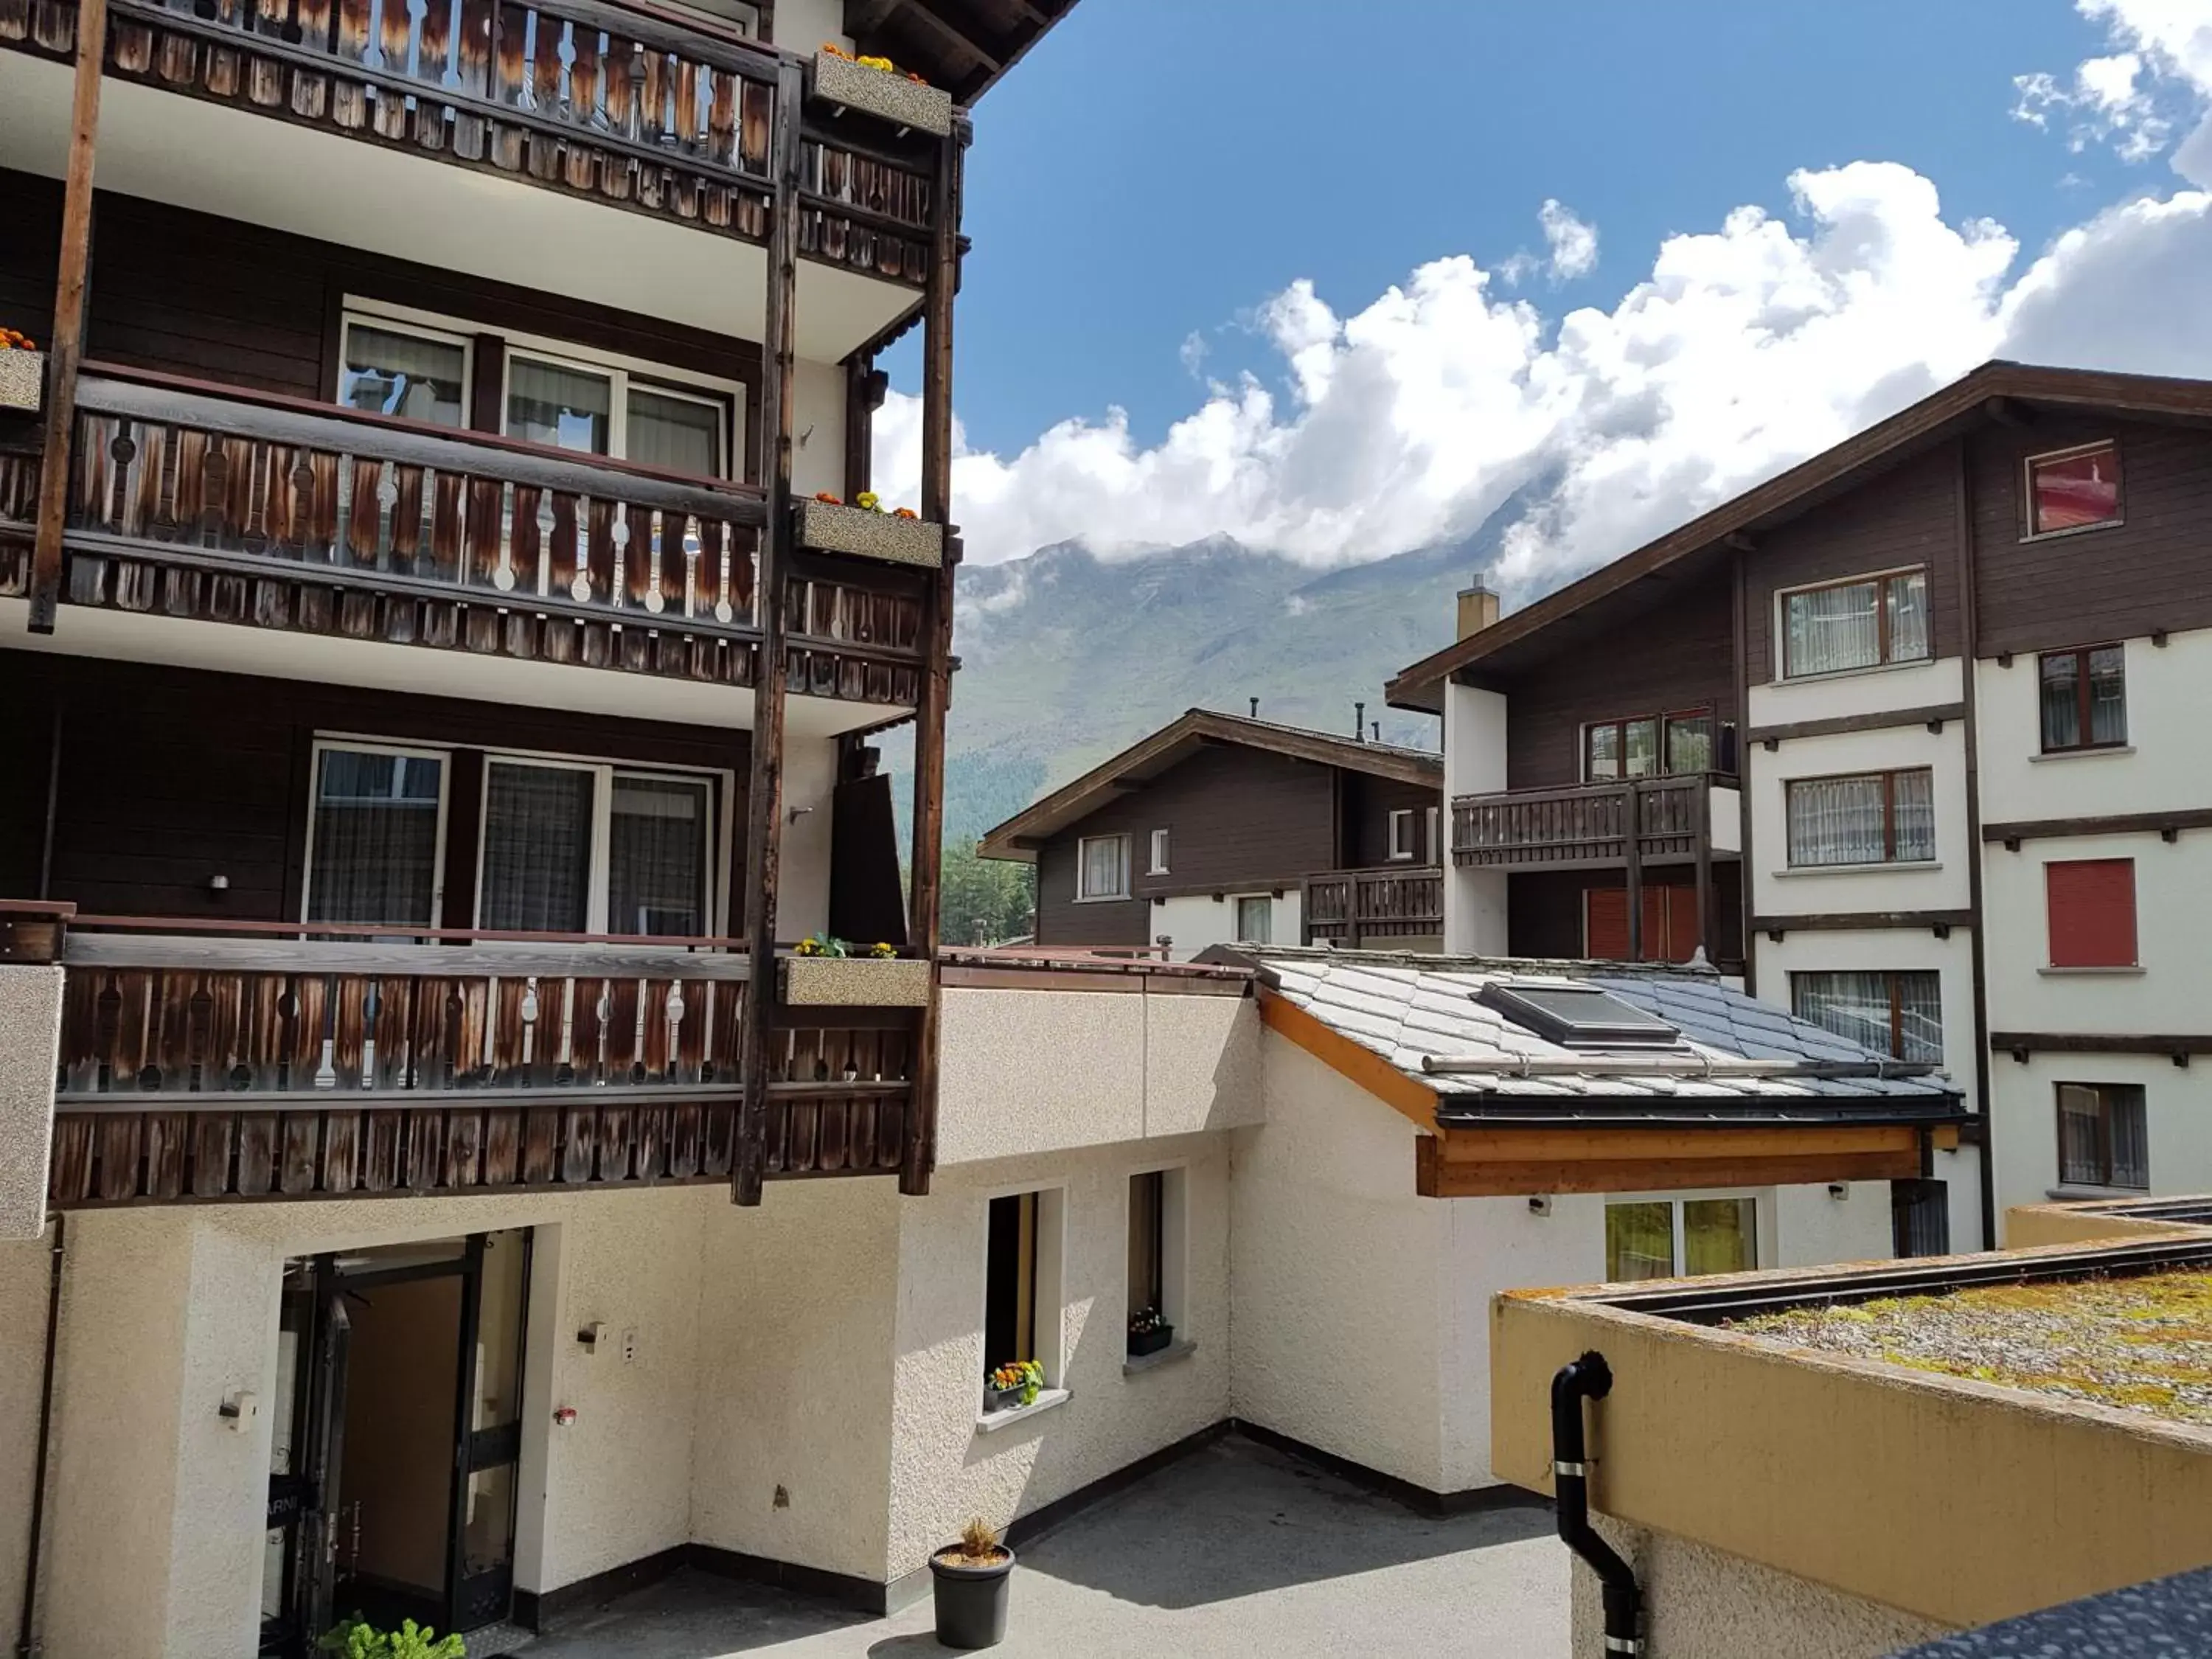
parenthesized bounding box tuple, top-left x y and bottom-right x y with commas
(900, 530, 1491, 844)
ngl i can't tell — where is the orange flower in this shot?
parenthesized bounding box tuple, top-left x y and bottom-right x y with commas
(906, 71, 928, 85)
(891, 507, 919, 520)
(821, 41, 852, 58)
(814, 490, 842, 504)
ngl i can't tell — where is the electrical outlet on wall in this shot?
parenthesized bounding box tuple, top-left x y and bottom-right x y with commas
(621, 1327, 638, 1364)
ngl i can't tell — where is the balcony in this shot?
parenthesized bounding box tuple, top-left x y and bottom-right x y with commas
(7, 907, 922, 1206)
(0, 367, 928, 709)
(1300, 866, 1444, 949)
(1450, 773, 1739, 873)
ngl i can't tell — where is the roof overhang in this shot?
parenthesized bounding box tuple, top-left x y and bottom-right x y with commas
(1387, 360, 2212, 714)
(845, 0, 1080, 106)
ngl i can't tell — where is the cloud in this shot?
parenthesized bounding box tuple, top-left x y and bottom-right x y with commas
(1539, 199, 1599, 279)
(873, 32, 2212, 599)
(2015, 1, 2212, 183)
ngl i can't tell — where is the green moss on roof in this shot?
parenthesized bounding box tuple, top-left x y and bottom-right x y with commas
(1730, 1270, 2212, 1426)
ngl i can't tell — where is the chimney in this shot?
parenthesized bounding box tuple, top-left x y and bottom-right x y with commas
(1249, 697, 1259, 718)
(1354, 701, 1366, 740)
(1457, 578, 1500, 641)
(1371, 721, 1381, 743)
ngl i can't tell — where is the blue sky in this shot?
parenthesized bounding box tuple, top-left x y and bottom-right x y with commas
(873, 1, 2212, 585)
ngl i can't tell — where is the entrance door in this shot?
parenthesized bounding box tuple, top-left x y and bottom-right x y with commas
(261, 1262, 352, 1658)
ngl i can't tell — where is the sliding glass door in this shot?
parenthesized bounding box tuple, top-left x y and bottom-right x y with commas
(479, 759, 717, 937)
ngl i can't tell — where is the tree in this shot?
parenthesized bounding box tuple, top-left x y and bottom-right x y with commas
(939, 838, 1034, 947)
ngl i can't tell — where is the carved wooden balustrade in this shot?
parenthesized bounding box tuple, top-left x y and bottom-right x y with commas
(0, 370, 925, 703)
(1450, 773, 1733, 872)
(0, 0, 939, 281)
(1301, 866, 1444, 948)
(41, 921, 919, 1206)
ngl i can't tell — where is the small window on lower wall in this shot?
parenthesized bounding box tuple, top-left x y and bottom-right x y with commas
(1126, 1169, 1186, 1358)
(1891, 1179, 1951, 1257)
(1234, 895, 1272, 945)
(1604, 1196, 1759, 1281)
(2058, 1083, 2149, 1189)
(1791, 970, 1942, 1062)
(984, 1189, 1063, 1407)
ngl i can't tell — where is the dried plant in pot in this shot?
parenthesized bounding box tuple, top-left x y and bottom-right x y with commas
(931, 1516, 1015, 1649)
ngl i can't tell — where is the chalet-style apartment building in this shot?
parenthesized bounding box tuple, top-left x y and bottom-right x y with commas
(1390, 361, 2212, 1255)
(979, 707, 1445, 959)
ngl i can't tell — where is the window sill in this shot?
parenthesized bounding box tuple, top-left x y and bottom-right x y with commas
(1071, 894, 1131, 905)
(2028, 745, 2135, 764)
(1123, 1338, 1197, 1377)
(2048, 1184, 2152, 1202)
(2037, 964, 2145, 977)
(1770, 658, 1936, 689)
(1772, 861, 1942, 878)
(974, 1388, 1070, 1434)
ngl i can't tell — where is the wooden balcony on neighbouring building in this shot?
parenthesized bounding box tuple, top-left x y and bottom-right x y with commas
(1301, 865, 1444, 949)
(1450, 773, 1739, 874)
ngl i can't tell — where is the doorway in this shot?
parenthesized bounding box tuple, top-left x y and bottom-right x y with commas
(260, 1231, 533, 1657)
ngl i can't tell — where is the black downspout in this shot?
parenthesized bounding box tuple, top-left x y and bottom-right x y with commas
(17, 1211, 64, 1659)
(1552, 1352, 1642, 1657)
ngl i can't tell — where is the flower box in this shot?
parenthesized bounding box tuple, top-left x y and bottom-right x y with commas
(1126, 1322, 1175, 1360)
(813, 49, 953, 138)
(0, 351, 43, 414)
(981, 1383, 1023, 1414)
(796, 498, 944, 569)
(780, 953, 932, 1008)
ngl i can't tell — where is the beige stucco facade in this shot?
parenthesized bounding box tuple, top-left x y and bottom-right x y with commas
(0, 965, 60, 1239)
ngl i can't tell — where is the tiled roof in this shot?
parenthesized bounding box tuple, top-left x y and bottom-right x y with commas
(1247, 948, 1965, 1124)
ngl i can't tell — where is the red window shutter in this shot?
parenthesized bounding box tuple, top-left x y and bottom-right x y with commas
(2046, 859, 2136, 967)
(1585, 887, 1630, 959)
(1662, 885, 1703, 964)
(1639, 886, 1667, 961)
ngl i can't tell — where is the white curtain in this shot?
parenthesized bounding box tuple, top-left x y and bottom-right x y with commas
(507, 359, 612, 455)
(481, 764, 594, 932)
(339, 324, 466, 428)
(1793, 971, 1942, 1062)
(1887, 571, 1930, 662)
(1785, 582, 1879, 676)
(608, 775, 711, 936)
(627, 388, 723, 477)
(307, 748, 444, 926)
(1788, 770, 1933, 865)
(1080, 836, 1127, 899)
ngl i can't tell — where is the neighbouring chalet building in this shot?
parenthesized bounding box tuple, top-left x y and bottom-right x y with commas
(1388, 360, 2212, 1256)
(976, 708, 1445, 958)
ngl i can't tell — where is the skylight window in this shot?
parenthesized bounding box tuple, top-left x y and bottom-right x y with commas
(1476, 981, 1683, 1048)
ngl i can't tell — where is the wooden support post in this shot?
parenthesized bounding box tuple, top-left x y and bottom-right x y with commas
(732, 58, 807, 1208)
(1621, 782, 1644, 962)
(842, 351, 886, 504)
(1692, 778, 1714, 967)
(900, 122, 967, 1199)
(27, 0, 110, 635)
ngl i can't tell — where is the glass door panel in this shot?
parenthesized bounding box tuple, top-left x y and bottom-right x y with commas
(480, 763, 595, 933)
(506, 358, 613, 456)
(307, 748, 445, 928)
(608, 774, 712, 936)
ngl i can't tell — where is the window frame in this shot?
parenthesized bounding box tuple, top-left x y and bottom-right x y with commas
(1581, 706, 1716, 782)
(1232, 894, 1273, 945)
(977, 1180, 1068, 1398)
(1385, 807, 1418, 862)
(1075, 833, 1133, 902)
(2022, 440, 2124, 541)
(335, 313, 476, 430)
(1789, 969, 1944, 1062)
(298, 737, 454, 929)
(2044, 856, 2138, 970)
(1783, 766, 1936, 869)
(1603, 1189, 1765, 1282)
(2055, 1082, 2149, 1189)
(476, 757, 724, 937)
(1775, 566, 1932, 681)
(1124, 1161, 1188, 1355)
(503, 344, 732, 479)
(2037, 643, 2129, 754)
(1147, 827, 1170, 876)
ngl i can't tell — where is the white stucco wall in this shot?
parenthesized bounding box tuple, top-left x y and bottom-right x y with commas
(0, 966, 61, 1239)
(790, 356, 850, 505)
(768, 0, 851, 51)
(1975, 631, 2212, 823)
(883, 1137, 1234, 1578)
(1989, 1052, 2212, 1229)
(1746, 654, 1964, 728)
(36, 1188, 710, 1658)
(934, 986, 1262, 1164)
(1443, 682, 1509, 955)
(1152, 890, 1301, 958)
(779, 735, 840, 943)
(1770, 1180, 1901, 1268)
(1747, 722, 1972, 919)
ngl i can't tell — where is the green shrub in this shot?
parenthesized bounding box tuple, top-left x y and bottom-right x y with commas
(317, 1615, 466, 1659)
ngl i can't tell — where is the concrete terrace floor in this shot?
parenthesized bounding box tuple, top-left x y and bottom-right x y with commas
(507, 1434, 1570, 1658)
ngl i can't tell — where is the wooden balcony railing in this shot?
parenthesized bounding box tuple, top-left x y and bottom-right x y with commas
(0, 369, 926, 703)
(39, 919, 917, 1205)
(1301, 866, 1444, 948)
(0, 0, 938, 280)
(1451, 773, 1734, 872)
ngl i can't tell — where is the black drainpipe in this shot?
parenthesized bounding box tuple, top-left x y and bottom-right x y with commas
(1552, 1352, 1642, 1656)
(17, 1211, 63, 1659)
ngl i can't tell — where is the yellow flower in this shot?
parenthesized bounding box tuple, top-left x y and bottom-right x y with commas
(858, 53, 894, 71)
(855, 490, 881, 512)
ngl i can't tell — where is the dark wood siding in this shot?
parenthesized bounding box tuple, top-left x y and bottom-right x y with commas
(0, 653, 749, 923)
(1034, 842, 1150, 947)
(1972, 417, 2212, 656)
(0, 170, 762, 473)
(1743, 444, 1962, 684)
(1503, 575, 1738, 790)
(1343, 773, 1444, 867)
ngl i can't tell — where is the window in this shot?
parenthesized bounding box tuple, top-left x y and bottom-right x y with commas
(1478, 981, 1683, 1048)
(1125, 1169, 1186, 1357)
(1785, 768, 1935, 867)
(506, 352, 729, 478)
(2057, 1083, 2148, 1189)
(1781, 570, 1930, 678)
(304, 744, 447, 927)
(2045, 858, 2137, 968)
(1077, 834, 1131, 900)
(1584, 882, 1702, 964)
(338, 318, 469, 428)
(1387, 808, 1418, 861)
(1148, 828, 1170, 875)
(478, 758, 718, 936)
(2039, 646, 2127, 752)
(1891, 1180, 1952, 1258)
(1583, 709, 1714, 782)
(984, 1187, 1064, 1399)
(1604, 1196, 1759, 1281)
(1791, 971, 1943, 1062)
(1234, 895, 1272, 945)
(2025, 442, 2122, 538)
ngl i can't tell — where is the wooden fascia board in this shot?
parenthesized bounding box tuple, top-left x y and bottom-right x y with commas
(1256, 988, 1439, 1134)
(1418, 1121, 1953, 1197)
(1425, 1147, 1923, 1197)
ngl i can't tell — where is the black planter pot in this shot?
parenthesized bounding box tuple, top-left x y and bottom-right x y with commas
(983, 1385, 1022, 1413)
(931, 1545, 1015, 1649)
(1126, 1323, 1174, 1359)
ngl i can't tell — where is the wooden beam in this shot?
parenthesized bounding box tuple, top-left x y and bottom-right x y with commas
(1423, 1147, 1923, 1198)
(900, 124, 965, 1199)
(896, 0, 1004, 69)
(845, 0, 904, 32)
(1435, 1122, 1927, 1166)
(1992, 1032, 2212, 1058)
(734, 58, 807, 1208)
(1747, 703, 1966, 748)
(27, 0, 110, 634)
(1984, 395, 2034, 428)
(1256, 990, 1439, 1132)
(1753, 909, 1974, 940)
(1983, 807, 2212, 846)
